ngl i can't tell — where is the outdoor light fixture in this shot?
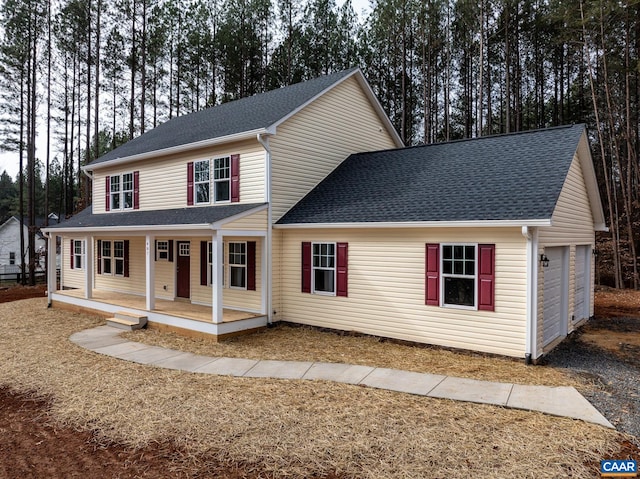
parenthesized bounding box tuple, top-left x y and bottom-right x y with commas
(540, 254, 550, 268)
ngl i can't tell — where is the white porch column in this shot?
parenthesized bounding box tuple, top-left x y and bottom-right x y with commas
(146, 234, 155, 311)
(84, 236, 93, 299)
(212, 231, 224, 324)
(47, 234, 56, 305)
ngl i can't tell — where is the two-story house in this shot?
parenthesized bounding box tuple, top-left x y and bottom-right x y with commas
(44, 68, 606, 362)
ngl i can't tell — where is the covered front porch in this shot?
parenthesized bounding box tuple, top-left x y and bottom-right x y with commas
(44, 203, 271, 339)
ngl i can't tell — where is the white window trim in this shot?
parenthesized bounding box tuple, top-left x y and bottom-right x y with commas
(213, 156, 231, 204)
(440, 243, 478, 311)
(156, 240, 169, 261)
(228, 241, 247, 290)
(9, 252, 15, 265)
(102, 240, 113, 275)
(73, 240, 85, 270)
(113, 240, 125, 277)
(312, 242, 337, 296)
(109, 173, 134, 211)
(194, 159, 210, 205)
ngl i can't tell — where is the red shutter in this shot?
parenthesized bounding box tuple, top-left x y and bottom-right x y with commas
(168, 240, 174, 262)
(133, 171, 140, 209)
(301, 242, 311, 293)
(425, 243, 440, 306)
(230, 154, 240, 203)
(70, 239, 74, 269)
(97, 240, 102, 274)
(105, 176, 110, 211)
(187, 162, 194, 206)
(478, 244, 496, 311)
(200, 241, 208, 286)
(123, 240, 130, 278)
(336, 242, 348, 297)
(247, 241, 256, 291)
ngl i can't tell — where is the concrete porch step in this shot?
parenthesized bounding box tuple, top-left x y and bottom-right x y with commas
(106, 311, 148, 331)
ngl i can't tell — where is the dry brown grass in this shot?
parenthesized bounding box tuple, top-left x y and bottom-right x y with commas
(124, 322, 583, 388)
(0, 298, 626, 478)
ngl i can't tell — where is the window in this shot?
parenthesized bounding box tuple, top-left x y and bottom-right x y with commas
(109, 173, 136, 211)
(122, 173, 133, 209)
(110, 176, 121, 210)
(194, 160, 210, 204)
(213, 156, 230, 202)
(74, 240, 84, 269)
(114, 241, 125, 276)
(442, 244, 476, 308)
(312, 243, 335, 294)
(9, 252, 15, 265)
(179, 243, 190, 256)
(228, 242, 246, 289)
(102, 241, 112, 274)
(156, 241, 169, 261)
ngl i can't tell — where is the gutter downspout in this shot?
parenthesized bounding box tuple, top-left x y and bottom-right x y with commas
(522, 226, 538, 364)
(257, 133, 273, 324)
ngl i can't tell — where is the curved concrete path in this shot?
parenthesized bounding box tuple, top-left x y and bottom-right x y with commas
(70, 326, 613, 428)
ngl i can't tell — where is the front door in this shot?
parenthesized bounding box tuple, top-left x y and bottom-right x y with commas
(176, 241, 191, 299)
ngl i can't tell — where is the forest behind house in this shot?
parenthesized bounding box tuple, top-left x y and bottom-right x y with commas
(0, 0, 638, 288)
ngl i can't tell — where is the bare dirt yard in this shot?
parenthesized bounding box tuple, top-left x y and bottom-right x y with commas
(0, 285, 638, 478)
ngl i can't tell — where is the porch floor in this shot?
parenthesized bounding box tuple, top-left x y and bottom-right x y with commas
(57, 289, 262, 323)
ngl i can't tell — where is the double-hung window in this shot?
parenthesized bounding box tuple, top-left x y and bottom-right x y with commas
(102, 241, 112, 274)
(213, 156, 230, 202)
(442, 244, 476, 308)
(110, 173, 134, 210)
(73, 240, 84, 269)
(9, 252, 15, 265)
(194, 160, 210, 204)
(228, 242, 246, 289)
(312, 243, 336, 294)
(156, 241, 169, 261)
(113, 241, 125, 276)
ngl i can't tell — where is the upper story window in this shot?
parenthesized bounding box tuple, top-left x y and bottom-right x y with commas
(106, 172, 139, 211)
(187, 155, 239, 206)
(194, 160, 210, 204)
(9, 252, 15, 265)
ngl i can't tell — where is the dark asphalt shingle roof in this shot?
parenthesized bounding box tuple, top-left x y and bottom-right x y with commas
(277, 125, 586, 224)
(91, 69, 358, 166)
(46, 203, 266, 229)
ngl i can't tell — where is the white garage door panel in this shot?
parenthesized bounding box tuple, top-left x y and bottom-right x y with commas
(543, 247, 566, 346)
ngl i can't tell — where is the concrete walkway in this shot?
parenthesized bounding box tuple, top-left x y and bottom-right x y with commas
(70, 326, 613, 429)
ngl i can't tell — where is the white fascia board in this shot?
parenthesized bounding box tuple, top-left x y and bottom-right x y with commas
(210, 203, 269, 229)
(84, 128, 270, 172)
(42, 224, 213, 235)
(274, 219, 553, 229)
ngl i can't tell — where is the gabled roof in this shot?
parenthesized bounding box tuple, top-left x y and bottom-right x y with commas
(88, 69, 401, 170)
(277, 124, 605, 228)
(44, 203, 267, 232)
(0, 216, 55, 238)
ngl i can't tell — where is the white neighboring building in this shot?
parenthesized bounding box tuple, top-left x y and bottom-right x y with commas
(0, 214, 58, 274)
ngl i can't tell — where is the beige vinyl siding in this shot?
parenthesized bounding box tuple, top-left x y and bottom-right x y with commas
(190, 238, 263, 312)
(270, 76, 398, 222)
(279, 228, 528, 357)
(538, 154, 595, 246)
(92, 139, 265, 214)
(221, 210, 268, 230)
(94, 237, 145, 295)
(61, 237, 84, 289)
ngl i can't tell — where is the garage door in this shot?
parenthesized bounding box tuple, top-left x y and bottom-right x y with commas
(543, 247, 567, 346)
(574, 245, 590, 323)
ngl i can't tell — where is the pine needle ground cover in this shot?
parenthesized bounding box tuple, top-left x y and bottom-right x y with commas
(0, 298, 628, 478)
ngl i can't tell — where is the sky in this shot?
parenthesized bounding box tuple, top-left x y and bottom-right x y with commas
(0, 0, 372, 181)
